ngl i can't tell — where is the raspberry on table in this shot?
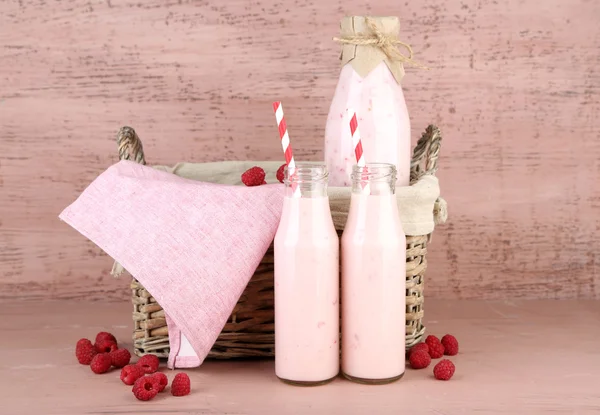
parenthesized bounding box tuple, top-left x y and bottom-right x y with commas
(429, 341, 445, 359)
(77, 338, 91, 348)
(121, 364, 145, 385)
(276, 164, 286, 183)
(425, 335, 441, 348)
(241, 166, 266, 186)
(409, 350, 431, 369)
(110, 348, 131, 368)
(408, 342, 429, 357)
(95, 339, 118, 354)
(441, 334, 459, 356)
(171, 373, 191, 397)
(76, 338, 97, 365)
(90, 353, 112, 374)
(132, 375, 160, 401)
(136, 354, 160, 374)
(95, 332, 117, 344)
(152, 373, 168, 392)
(433, 359, 455, 381)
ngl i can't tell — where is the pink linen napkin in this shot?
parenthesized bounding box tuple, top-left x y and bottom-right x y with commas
(59, 160, 283, 367)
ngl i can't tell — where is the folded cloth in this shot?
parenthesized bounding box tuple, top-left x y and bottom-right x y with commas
(111, 161, 445, 276)
(59, 160, 284, 368)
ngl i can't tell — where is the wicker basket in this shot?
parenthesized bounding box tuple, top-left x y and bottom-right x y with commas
(116, 125, 445, 359)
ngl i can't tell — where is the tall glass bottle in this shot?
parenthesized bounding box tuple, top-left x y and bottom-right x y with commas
(341, 163, 406, 384)
(274, 164, 340, 385)
(325, 16, 411, 187)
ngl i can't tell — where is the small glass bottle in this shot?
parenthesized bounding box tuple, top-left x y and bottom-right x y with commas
(341, 163, 406, 384)
(274, 164, 340, 385)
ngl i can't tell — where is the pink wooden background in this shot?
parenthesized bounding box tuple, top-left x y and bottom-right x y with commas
(1, 0, 599, 301)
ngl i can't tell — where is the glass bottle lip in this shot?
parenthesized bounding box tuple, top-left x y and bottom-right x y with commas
(285, 163, 329, 184)
(351, 163, 397, 182)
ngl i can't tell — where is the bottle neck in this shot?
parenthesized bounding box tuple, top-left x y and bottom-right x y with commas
(337, 16, 406, 84)
(285, 163, 329, 198)
(351, 163, 397, 196)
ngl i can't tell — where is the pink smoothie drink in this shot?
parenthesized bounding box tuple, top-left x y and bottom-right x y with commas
(325, 16, 412, 187)
(274, 165, 340, 385)
(341, 164, 406, 384)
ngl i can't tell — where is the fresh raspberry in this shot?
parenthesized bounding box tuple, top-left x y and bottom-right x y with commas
(171, 373, 191, 397)
(241, 166, 266, 187)
(152, 373, 168, 392)
(132, 375, 160, 401)
(90, 353, 112, 374)
(261, 181, 267, 185)
(77, 338, 91, 348)
(110, 348, 131, 368)
(276, 164, 286, 183)
(76, 338, 97, 365)
(433, 359, 455, 380)
(120, 364, 145, 385)
(95, 339, 118, 354)
(425, 335, 441, 349)
(408, 342, 429, 357)
(95, 332, 117, 344)
(441, 334, 459, 356)
(429, 341, 445, 359)
(409, 350, 431, 369)
(136, 354, 160, 374)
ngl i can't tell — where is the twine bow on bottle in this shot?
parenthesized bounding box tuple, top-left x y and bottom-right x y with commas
(333, 17, 428, 70)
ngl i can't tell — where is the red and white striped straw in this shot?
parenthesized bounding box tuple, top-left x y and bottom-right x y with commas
(273, 101, 296, 173)
(273, 101, 300, 196)
(348, 109, 369, 192)
(348, 110, 365, 167)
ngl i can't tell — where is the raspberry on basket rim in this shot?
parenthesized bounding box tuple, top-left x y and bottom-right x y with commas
(409, 350, 431, 369)
(121, 364, 145, 385)
(441, 334, 459, 356)
(75, 338, 97, 365)
(171, 373, 191, 397)
(132, 375, 161, 401)
(241, 166, 266, 187)
(276, 163, 286, 183)
(90, 353, 112, 374)
(433, 359, 456, 381)
(136, 354, 160, 374)
(110, 348, 131, 368)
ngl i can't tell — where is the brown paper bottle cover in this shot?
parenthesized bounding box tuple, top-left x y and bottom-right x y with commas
(338, 16, 407, 84)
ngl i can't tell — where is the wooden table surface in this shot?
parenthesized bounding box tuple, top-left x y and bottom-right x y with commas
(2, 299, 599, 414)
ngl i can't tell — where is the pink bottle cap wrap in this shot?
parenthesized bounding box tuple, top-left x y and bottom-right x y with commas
(59, 160, 284, 368)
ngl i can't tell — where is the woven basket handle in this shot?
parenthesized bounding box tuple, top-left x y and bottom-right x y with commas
(409, 125, 447, 226)
(111, 126, 146, 278)
(410, 125, 441, 184)
(117, 126, 146, 164)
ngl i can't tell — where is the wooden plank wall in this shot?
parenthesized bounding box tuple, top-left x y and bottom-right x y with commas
(1, 0, 599, 301)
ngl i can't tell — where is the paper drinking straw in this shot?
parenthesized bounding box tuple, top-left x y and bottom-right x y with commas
(349, 111, 365, 168)
(273, 101, 300, 197)
(348, 109, 369, 193)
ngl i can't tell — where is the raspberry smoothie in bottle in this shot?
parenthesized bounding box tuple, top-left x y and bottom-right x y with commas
(325, 16, 412, 187)
(274, 164, 340, 385)
(341, 163, 406, 384)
